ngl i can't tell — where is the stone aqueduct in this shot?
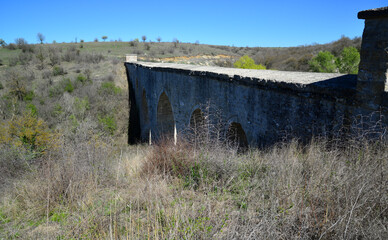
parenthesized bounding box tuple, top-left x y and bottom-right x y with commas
(125, 7, 388, 147)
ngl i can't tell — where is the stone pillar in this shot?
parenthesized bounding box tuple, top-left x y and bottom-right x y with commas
(357, 7, 388, 108)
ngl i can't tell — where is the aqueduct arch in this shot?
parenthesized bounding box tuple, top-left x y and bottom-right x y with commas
(226, 122, 248, 150)
(156, 92, 175, 139)
(190, 108, 205, 131)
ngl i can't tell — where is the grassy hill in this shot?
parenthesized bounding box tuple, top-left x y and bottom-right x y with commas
(0, 37, 386, 239)
(1, 36, 361, 70)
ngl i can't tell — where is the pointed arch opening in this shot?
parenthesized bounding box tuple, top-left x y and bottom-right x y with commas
(227, 122, 248, 150)
(189, 108, 207, 144)
(190, 108, 205, 131)
(157, 92, 175, 138)
(142, 89, 149, 124)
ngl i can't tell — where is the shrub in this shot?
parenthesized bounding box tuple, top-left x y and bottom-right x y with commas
(49, 78, 73, 97)
(20, 44, 35, 53)
(0, 111, 57, 154)
(51, 103, 63, 117)
(129, 40, 137, 47)
(309, 51, 337, 73)
(42, 70, 52, 79)
(5, 43, 17, 50)
(100, 82, 122, 95)
(234, 55, 266, 69)
(48, 49, 61, 66)
(52, 65, 65, 76)
(64, 78, 74, 93)
(0, 82, 3, 90)
(336, 46, 360, 74)
(82, 53, 104, 64)
(18, 52, 33, 65)
(26, 103, 37, 116)
(74, 97, 90, 119)
(6, 69, 27, 100)
(142, 138, 196, 178)
(76, 73, 88, 85)
(8, 57, 18, 66)
(23, 91, 35, 101)
(84, 69, 92, 81)
(98, 115, 117, 135)
(62, 46, 78, 62)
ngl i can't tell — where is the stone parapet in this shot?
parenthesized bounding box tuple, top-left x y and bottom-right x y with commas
(358, 7, 388, 19)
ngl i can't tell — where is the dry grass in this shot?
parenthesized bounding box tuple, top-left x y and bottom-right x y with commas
(1, 134, 386, 239)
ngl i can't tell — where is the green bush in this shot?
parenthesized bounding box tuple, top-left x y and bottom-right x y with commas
(74, 97, 89, 119)
(49, 78, 74, 97)
(100, 82, 122, 95)
(0, 82, 3, 90)
(26, 103, 37, 116)
(0, 111, 58, 154)
(98, 115, 117, 135)
(234, 55, 266, 70)
(23, 91, 35, 101)
(336, 46, 360, 74)
(52, 65, 65, 76)
(76, 73, 88, 85)
(64, 79, 74, 93)
(309, 51, 337, 73)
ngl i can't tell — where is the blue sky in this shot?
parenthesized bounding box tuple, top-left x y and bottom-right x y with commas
(0, 0, 386, 47)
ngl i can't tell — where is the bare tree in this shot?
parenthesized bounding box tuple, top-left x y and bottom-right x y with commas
(0, 38, 6, 47)
(157, 37, 161, 43)
(173, 38, 179, 48)
(15, 38, 27, 46)
(37, 33, 45, 44)
(142, 35, 147, 42)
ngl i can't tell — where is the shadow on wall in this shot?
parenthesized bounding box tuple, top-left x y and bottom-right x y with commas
(126, 69, 140, 144)
(156, 92, 175, 140)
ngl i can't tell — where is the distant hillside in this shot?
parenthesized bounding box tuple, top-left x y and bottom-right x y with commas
(0, 36, 361, 72)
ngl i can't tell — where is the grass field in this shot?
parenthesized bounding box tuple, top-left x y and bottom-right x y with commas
(0, 35, 361, 70)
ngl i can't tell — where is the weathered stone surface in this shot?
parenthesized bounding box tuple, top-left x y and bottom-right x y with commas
(358, 7, 388, 19)
(125, 61, 387, 147)
(357, 16, 388, 108)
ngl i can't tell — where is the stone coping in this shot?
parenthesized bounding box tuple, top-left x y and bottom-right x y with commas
(126, 61, 358, 101)
(358, 6, 388, 19)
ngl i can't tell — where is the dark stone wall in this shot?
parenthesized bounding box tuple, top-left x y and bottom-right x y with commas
(124, 8, 388, 146)
(125, 62, 387, 147)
